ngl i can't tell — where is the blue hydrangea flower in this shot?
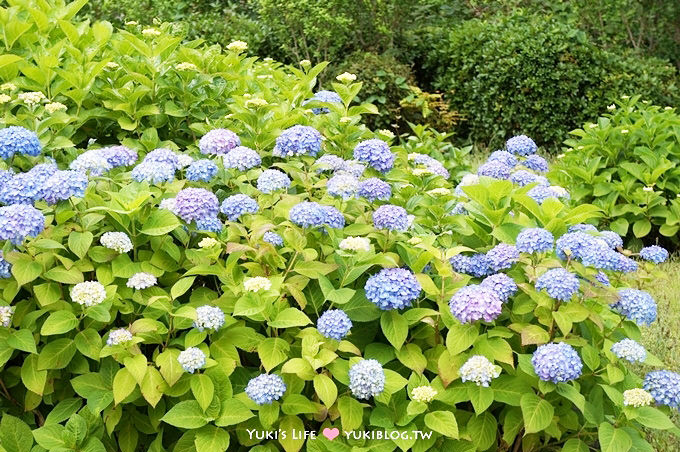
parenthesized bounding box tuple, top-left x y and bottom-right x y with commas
(611, 289, 657, 325)
(196, 216, 223, 232)
(273, 125, 323, 157)
(315, 154, 345, 173)
(177, 347, 206, 373)
(516, 228, 554, 253)
(581, 242, 627, 271)
(595, 271, 610, 286)
(257, 169, 291, 193)
(373, 204, 409, 231)
(556, 232, 599, 260)
(521, 155, 549, 173)
(449, 285, 503, 323)
(0, 204, 45, 244)
(611, 339, 646, 363)
(338, 160, 367, 177)
(174, 188, 219, 223)
(0, 126, 41, 158)
(357, 178, 391, 202)
(193, 305, 226, 332)
(220, 194, 259, 221)
(199, 128, 240, 155)
(640, 245, 669, 264)
(144, 148, 181, 169)
(535, 268, 580, 301)
(39, 170, 88, 205)
(100, 145, 138, 167)
(0, 173, 45, 205)
(488, 150, 517, 168)
(320, 205, 345, 229)
(317, 309, 352, 339)
(364, 268, 421, 310)
(643, 370, 680, 409)
(263, 231, 283, 246)
(409, 154, 450, 178)
(303, 90, 342, 114)
(0, 251, 11, 279)
(506, 135, 537, 156)
(510, 170, 540, 187)
(486, 243, 519, 271)
(480, 273, 517, 302)
(222, 146, 261, 171)
(598, 231, 623, 249)
(450, 254, 492, 278)
(289, 202, 326, 228)
(186, 159, 218, 182)
(327, 173, 358, 199)
(353, 139, 395, 173)
(477, 160, 511, 179)
(246, 374, 287, 405)
(70, 150, 113, 176)
(527, 185, 558, 204)
(568, 224, 598, 233)
(617, 255, 639, 273)
(450, 202, 468, 215)
(531, 342, 583, 383)
(349, 359, 385, 399)
(131, 161, 175, 183)
(0, 170, 12, 186)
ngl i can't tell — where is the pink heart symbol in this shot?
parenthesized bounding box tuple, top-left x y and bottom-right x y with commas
(322, 427, 340, 441)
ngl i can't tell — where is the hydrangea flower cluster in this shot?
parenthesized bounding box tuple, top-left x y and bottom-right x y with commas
(521, 154, 549, 173)
(353, 139, 395, 173)
(411, 386, 438, 403)
(177, 347, 206, 373)
(220, 194, 259, 221)
(611, 339, 646, 363)
(0, 126, 41, 158)
(257, 169, 291, 193)
(454, 174, 480, 197)
(357, 178, 391, 202)
(70, 146, 137, 175)
(273, 125, 323, 157)
(364, 268, 421, 310)
(131, 160, 175, 183)
(199, 128, 240, 155)
(174, 188, 219, 223)
(315, 154, 345, 172)
(339, 236, 370, 252)
(349, 359, 385, 399)
(510, 169, 543, 187)
(246, 374, 287, 405)
(449, 285, 503, 324)
(126, 272, 157, 289)
(408, 153, 450, 178)
(263, 231, 283, 246)
(643, 370, 680, 408)
(193, 305, 226, 332)
(106, 328, 133, 346)
(531, 342, 583, 383)
(244, 276, 272, 292)
(481, 273, 517, 302)
(303, 90, 342, 114)
(326, 173, 358, 199)
(39, 170, 88, 205)
(639, 245, 669, 264)
(488, 150, 517, 168)
(222, 146, 262, 171)
(71, 281, 107, 307)
(186, 159, 218, 182)
(516, 228, 554, 253)
(196, 216, 223, 232)
(486, 243, 519, 271)
(450, 254, 491, 278)
(506, 135, 537, 156)
(477, 160, 511, 179)
(0, 163, 57, 205)
(0, 252, 11, 279)
(459, 355, 502, 387)
(611, 289, 657, 325)
(598, 230, 623, 249)
(0, 204, 45, 244)
(317, 309, 352, 340)
(623, 388, 654, 407)
(373, 204, 409, 231)
(0, 305, 14, 327)
(100, 231, 133, 253)
(535, 268, 580, 301)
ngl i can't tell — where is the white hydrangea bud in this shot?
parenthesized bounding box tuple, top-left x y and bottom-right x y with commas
(339, 237, 370, 252)
(226, 40, 248, 52)
(100, 231, 133, 253)
(198, 237, 219, 248)
(623, 388, 654, 407)
(411, 385, 437, 403)
(126, 272, 157, 290)
(336, 72, 357, 83)
(71, 281, 107, 307)
(106, 328, 133, 346)
(244, 277, 271, 292)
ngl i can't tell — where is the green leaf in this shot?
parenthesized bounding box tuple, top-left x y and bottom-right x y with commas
(468, 385, 494, 414)
(171, 277, 196, 299)
(313, 373, 337, 407)
(191, 374, 215, 412)
(424, 411, 459, 438)
(113, 368, 137, 405)
(74, 329, 102, 360)
(140, 209, 181, 236)
(0, 414, 33, 452)
(43, 266, 84, 284)
(257, 338, 290, 372)
(561, 439, 589, 452)
(337, 395, 363, 431)
(38, 338, 76, 370)
(156, 349, 182, 386)
(194, 425, 230, 452)
(21, 354, 47, 395)
(520, 325, 550, 346)
(631, 406, 675, 430)
(446, 323, 478, 355)
(632, 219, 651, 238)
(40, 311, 79, 335)
(32, 424, 66, 450)
(268, 308, 311, 328)
(7, 329, 36, 353)
(598, 423, 632, 452)
(11, 256, 42, 286)
(162, 400, 208, 429)
(68, 231, 94, 259)
(520, 393, 554, 434)
(467, 412, 497, 450)
(278, 416, 305, 452)
(380, 310, 408, 350)
(214, 399, 253, 426)
(282, 394, 317, 415)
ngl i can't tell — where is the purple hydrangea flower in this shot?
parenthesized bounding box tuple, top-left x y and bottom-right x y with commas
(510, 170, 540, 187)
(317, 309, 352, 339)
(353, 139, 395, 173)
(556, 232, 599, 260)
(315, 154, 345, 173)
(39, 170, 88, 205)
(449, 285, 503, 323)
(199, 129, 240, 155)
(568, 224, 598, 233)
(196, 216, 223, 232)
(486, 243, 519, 271)
(611, 339, 646, 363)
(174, 188, 219, 223)
(531, 342, 582, 383)
(506, 135, 537, 156)
(186, 159, 218, 182)
(611, 289, 657, 325)
(326, 173, 358, 199)
(263, 231, 283, 246)
(357, 178, 391, 202)
(527, 185, 559, 204)
(100, 145, 138, 167)
(273, 125, 322, 157)
(535, 268, 580, 301)
(0, 251, 11, 278)
(289, 202, 326, 228)
(480, 273, 517, 302)
(595, 271, 610, 286)
(598, 230, 623, 249)
(144, 148, 181, 169)
(320, 205, 345, 229)
(220, 194, 259, 221)
(373, 205, 409, 231)
(131, 161, 175, 183)
(364, 268, 421, 310)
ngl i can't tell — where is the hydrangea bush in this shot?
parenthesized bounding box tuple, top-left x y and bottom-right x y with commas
(0, 2, 676, 452)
